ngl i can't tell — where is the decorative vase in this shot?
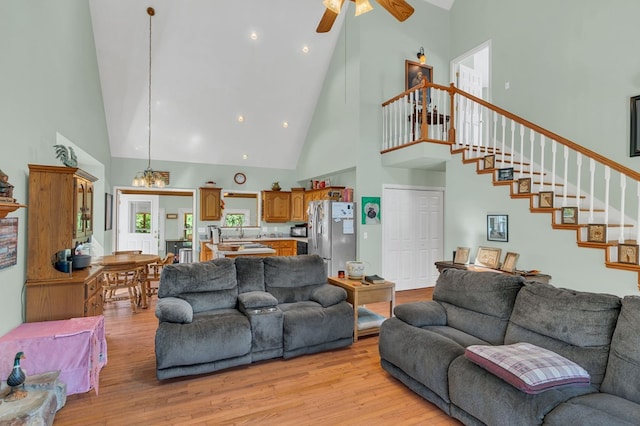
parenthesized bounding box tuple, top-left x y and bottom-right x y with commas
(272, 182, 281, 191)
(345, 261, 365, 280)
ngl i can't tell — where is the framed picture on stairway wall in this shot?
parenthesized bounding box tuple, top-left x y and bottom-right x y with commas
(618, 243, 639, 264)
(405, 61, 433, 102)
(630, 95, 640, 157)
(587, 224, 607, 243)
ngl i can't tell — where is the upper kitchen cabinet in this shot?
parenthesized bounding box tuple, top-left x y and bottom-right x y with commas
(290, 188, 306, 222)
(262, 190, 291, 223)
(199, 187, 222, 221)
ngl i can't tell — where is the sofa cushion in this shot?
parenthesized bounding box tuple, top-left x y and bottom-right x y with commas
(264, 255, 327, 303)
(158, 258, 238, 313)
(394, 301, 447, 327)
(465, 342, 590, 394)
(600, 295, 640, 404)
(433, 269, 524, 344)
(234, 257, 266, 293)
(543, 392, 640, 426)
(155, 297, 193, 323)
(505, 282, 621, 387)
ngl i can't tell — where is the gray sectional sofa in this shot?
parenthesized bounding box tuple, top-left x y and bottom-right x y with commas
(154, 255, 354, 380)
(379, 268, 640, 425)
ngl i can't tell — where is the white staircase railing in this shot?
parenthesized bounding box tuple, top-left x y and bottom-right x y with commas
(382, 81, 640, 274)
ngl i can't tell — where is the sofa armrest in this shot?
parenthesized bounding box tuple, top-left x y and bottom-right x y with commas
(238, 291, 279, 314)
(155, 297, 193, 323)
(311, 284, 347, 307)
(394, 301, 446, 327)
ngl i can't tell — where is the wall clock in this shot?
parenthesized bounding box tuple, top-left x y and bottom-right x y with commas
(234, 172, 246, 185)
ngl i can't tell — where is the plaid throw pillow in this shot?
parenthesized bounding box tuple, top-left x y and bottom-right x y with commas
(465, 342, 590, 394)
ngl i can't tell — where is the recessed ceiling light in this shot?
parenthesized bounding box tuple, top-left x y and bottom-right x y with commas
(302, 45, 309, 54)
(242, 154, 248, 160)
(250, 32, 258, 40)
(238, 115, 245, 123)
(282, 121, 289, 128)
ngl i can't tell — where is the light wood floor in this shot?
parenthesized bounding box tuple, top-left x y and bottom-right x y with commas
(54, 286, 461, 425)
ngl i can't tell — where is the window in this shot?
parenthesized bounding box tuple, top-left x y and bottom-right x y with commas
(135, 213, 151, 233)
(183, 212, 193, 240)
(225, 213, 246, 227)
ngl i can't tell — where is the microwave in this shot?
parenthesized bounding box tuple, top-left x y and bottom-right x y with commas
(290, 225, 308, 237)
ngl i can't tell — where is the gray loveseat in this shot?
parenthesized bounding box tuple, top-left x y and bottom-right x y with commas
(155, 254, 354, 380)
(379, 268, 640, 425)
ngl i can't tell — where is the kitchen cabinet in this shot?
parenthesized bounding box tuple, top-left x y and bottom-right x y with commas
(200, 187, 222, 221)
(25, 164, 102, 322)
(262, 190, 291, 223)
(290, 188, 306, 222)
(303, 186, 345, 208)
(264, 240, 296, 256)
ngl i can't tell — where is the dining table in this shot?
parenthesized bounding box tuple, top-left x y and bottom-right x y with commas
(93, 253, 160, 309)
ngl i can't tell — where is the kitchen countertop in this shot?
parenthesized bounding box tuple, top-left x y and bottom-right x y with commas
(205, 243, 276, 257)
(219, 237, 308, 243)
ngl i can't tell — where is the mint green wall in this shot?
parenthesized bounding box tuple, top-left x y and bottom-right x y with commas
(446, 0, 640, 295)
(0, 0, 110, 334)
(297, 2, 449, 269)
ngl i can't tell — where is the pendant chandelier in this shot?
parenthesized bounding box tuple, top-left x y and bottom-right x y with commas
(132, 7, 165, 188)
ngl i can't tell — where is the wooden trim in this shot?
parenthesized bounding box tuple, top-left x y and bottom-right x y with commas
(120, 188, 192, 196)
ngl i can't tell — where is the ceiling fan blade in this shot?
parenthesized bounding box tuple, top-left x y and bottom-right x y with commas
(375, 0, 414, 22)
(316, 0, 345, 33)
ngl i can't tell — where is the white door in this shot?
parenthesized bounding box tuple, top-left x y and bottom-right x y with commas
(458, 63, 484, 147)
(382, 187, 444, 290)
(117, 193, 160, 254)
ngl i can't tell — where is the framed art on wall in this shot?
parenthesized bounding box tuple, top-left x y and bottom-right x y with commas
(0, 218, 18, 269)
(487, 214, 508, 242)
(105, 193, 113, 231)
(405, 60, 433, 103)
(630, 95, 640, 157)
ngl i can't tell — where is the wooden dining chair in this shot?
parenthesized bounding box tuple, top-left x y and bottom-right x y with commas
(146, 252, 175, 297)
(102, 265, 146, 313)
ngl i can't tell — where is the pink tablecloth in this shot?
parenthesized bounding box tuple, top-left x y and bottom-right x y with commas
(0, 315, 107, 395)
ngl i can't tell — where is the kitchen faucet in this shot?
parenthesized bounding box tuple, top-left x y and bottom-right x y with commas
(237, 226, 244, 239)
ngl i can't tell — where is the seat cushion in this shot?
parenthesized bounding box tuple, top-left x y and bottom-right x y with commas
(543, 393, 640, 426)
(279, 301, 353, 352)
(465, 342, 590, 394)
(155, 309, 251, 369)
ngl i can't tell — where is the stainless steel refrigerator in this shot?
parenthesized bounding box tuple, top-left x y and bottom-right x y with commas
(308, 200, 357, 277)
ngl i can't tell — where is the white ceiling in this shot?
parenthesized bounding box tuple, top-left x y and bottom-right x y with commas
(89, 0, 452, 171)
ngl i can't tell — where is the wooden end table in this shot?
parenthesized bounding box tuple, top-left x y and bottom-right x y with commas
(328, 276, 395, 342)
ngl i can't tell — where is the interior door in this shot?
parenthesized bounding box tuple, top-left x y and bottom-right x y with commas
(458, 63, 484, 147)
(117, 193, 159, 254)
(382, 187, 444, 290)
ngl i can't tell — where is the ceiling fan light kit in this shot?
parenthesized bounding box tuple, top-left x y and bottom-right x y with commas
(354, 0, 374, 16)
(132, 6, 165, 188)
(317, 0, 415, 33)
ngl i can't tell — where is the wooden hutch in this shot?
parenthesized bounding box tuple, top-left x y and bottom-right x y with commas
(25, 164, 104, 322)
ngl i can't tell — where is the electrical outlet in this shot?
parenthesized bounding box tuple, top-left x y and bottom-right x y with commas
(364, 232, 368, 240)
(505, 82, 510, 90)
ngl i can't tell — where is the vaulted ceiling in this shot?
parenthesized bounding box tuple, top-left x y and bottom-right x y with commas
(89, 0, 453, 170)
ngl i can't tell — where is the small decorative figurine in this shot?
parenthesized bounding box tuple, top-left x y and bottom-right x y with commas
(0, 169, 14, 201)
(4, 351, 27, 401)
(271, 181, 281, 191)
(53, 144, 78, 167)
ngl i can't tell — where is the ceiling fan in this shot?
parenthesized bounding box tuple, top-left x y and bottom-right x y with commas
(316, 0, 414, 33)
